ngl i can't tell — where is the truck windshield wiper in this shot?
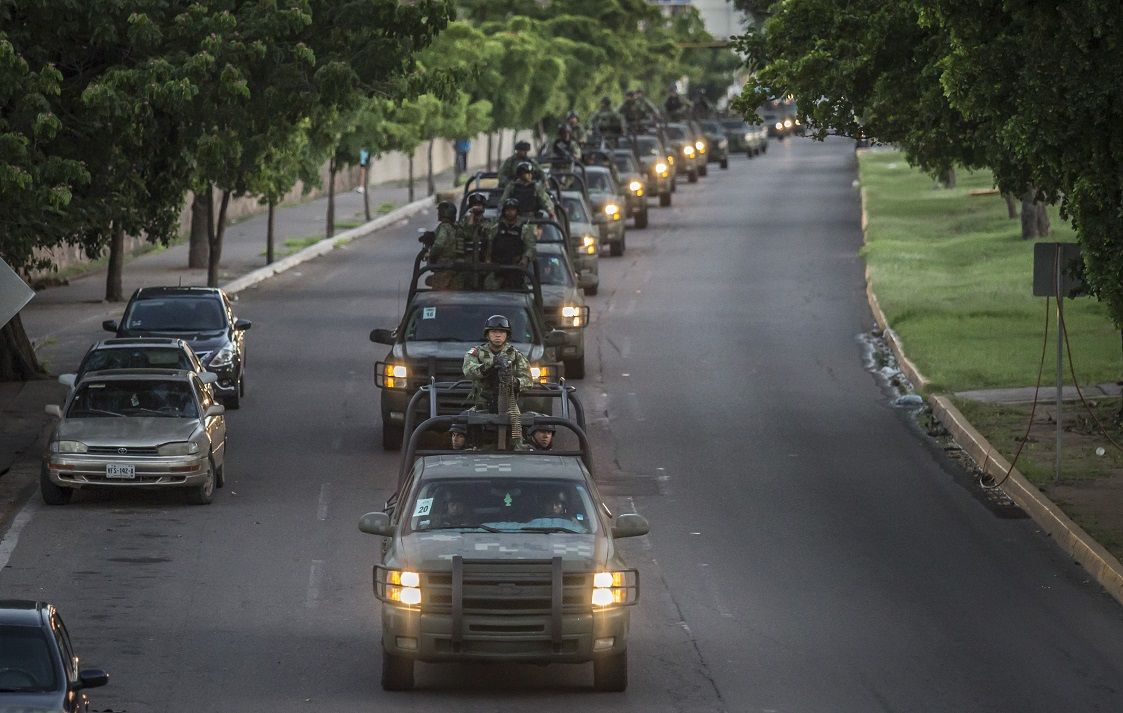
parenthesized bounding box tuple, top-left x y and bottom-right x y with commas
(423, 524, 506, 533)
(514, 526, 584, 534)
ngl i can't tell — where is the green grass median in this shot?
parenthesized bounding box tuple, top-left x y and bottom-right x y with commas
(859, 150, 1120, 393)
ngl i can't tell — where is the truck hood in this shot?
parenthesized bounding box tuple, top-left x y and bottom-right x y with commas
(400, 531, 605, 571)
(56, 417, 201, 446)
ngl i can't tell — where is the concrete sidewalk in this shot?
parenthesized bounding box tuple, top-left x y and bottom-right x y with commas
(0, 170, 454, 517)
(955, 383, 1122, 404)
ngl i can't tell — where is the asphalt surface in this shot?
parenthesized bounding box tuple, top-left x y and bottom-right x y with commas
(3, 138, 1123, 712)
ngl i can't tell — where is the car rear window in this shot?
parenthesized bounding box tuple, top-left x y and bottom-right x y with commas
(124, 297, 226, 333)
(404, 305, 534, 344)
(0, 626, 59, 692)
(68, 379, 199, 418)
(81, 347, 190, 375)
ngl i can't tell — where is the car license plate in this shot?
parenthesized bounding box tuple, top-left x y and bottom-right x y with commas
(106, 463, 136, 479)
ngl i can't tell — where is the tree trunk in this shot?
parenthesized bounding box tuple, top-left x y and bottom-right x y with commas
(426, 139, 436, 197)
(266, 200, 276, 265)
(408, 154, 415, 203)
(1034, 200, 1051, 237)
(362, 161, 371, 221)
(105, 221, 125, 302)
(942, 167, 956, 189)
(0, 313, 45, 381)
(1118, 329, 1123, 424)
(189, 193, 209, 268)
(1004, 192, 1018, 219)
(496, 131, 504, 168)
(486, 132, 494, 171)
(1020, 187, 1040, 240)
(326, 156, 337, 238)
(206, 188, 231, 288)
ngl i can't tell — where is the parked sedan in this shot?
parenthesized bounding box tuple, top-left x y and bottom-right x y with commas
(42, 369, 227, 505)
(104, 286, 251, 408)
(58, 338, 218, 390)
(0, 600, 108, 712)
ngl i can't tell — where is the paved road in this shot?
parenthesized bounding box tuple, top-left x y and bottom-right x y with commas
(3, 138, 1123, 712)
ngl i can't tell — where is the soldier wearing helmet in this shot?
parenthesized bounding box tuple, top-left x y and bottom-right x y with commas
(498, 139, 542, 186)
(483, 198, 537, 289)
(428, 201, 463, 289)
(552, 124, 581, 161)
(499, 162, 554, 219)
(459, 191, 493, 260)
(590, 96, 626, 142)
(462, 314, 533, 413)
(565, 111, 586, 144)
(523, 412, 556, 451)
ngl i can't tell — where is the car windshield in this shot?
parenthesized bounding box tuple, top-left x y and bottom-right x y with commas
(584, 172, 613, 193)
(531, 222, 565, 244)
(562, 198, 589, 223)
(700, 121, 722, 133)
(80, 347, 191, 376)
(0, 626, 58, 693)
(67, 379, 199, 418)
(404, 304, 534, 343)
(721, 120, 751, 131)
(664, 126, 687, 140)
(535, 252, 574, 287)
(623, 137, 661, 157)
(405, 477, 598, 534)
(613, 154, 639, 173)
(123, 297, 225, 333)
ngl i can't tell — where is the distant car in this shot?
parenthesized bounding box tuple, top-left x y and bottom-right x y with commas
(697, 119, 731, 169)
(535, 241, 591, 379)
(42, 369, 227, 505)
(560, 192, 601, 291)
(609, 149, 650, 229)
(581, 166, 628, 256)
(103, 286, 252, 408)
(720, 118, 767, 157)
(0, 600, 108, 712)
(58, 338, 218, 391)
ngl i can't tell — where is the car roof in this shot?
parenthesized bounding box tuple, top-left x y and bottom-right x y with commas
(420, 453, 587, 480)
(0, 600, 48, 627)
(92, 338, 187, 349)
(79, 369, 197, 382)
(134, 286, 224, 299)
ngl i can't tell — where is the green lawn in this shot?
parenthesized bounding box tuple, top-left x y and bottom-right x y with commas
(860, 151, 1121, 392)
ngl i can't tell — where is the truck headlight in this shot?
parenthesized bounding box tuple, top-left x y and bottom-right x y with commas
(654, 162, 668, 176)
(209, 345, 235, 368)
(628, 180, 642, 193)
(604, 203, 620, 221)
(52, 440, 87, 454)
(384, 363, 408, 389)
(582, 235, 597, 254)
(157, 441, 200, 456)
(591, 570, 638, 608)
(695, 140, 706, 153)
(530, 364, 551, 383)
(775, 122, 784, 130)
(743, 132, 752, 141)
(561, 305, 583, 327)
(682, 145, 695, 158)
(384, 570, 422, 606)
(783, 118, 793, 128)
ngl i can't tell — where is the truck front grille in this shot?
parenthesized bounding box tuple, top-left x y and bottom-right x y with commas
(423, 560, 590, 615)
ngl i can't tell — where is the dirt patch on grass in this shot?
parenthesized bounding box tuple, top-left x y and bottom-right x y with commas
(955, 397, 1123, 561)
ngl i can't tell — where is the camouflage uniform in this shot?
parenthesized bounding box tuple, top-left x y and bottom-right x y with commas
(498, 155, 542, 185)
(500, 179, 553, 217)
(428, 222, 464, 289)
(618, 98, 645, 131)
(589, 108, 626, 140)
(483, 218, 536, 289)
(462, 342, 533, 412)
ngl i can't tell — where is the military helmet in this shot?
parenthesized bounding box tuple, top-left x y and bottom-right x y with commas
(516, 161, 534, 176)
(501, 197, 521, 212)
(515, 140, 531, 151)
(524, 413, 555, 436)
(466, 191, 487, 208)
(600, 95, 612, 106)
(436, 201, 457, 222)
(448, 421, 467, 435)
(483, 314, 512, 336)
(557, 124, 571, 136)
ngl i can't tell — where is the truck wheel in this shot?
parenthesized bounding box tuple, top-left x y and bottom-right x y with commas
(563, 356, 586, 380)
(720, 158, 729, 170)
(593, 650, 627, 692)
(634, 209, 648, 229)
(687, 169, 698, 184)
(698, 164, 708, 177)
(382, 651, 415, 691)
(659, 191, 671, 207)
(584, 284, 598, 296)
(40, 465, 72, 506)
(382, 424, 403, 451)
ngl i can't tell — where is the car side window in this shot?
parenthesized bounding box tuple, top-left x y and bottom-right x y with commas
(53, 614, 77, 682)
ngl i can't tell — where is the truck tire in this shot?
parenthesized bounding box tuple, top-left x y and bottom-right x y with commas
(659, 191, 671, 207)
(563, 356, 586, 380)
(593, 650, 627, 692)
(687, 169, 698, 184)
(40, 465, 72, 506)
(720, 158, 729, 169)
(609, 233, 625, 256)
(698, 164, 708, 177)
(381, 651, 414, 691)
(382, 424, 403, 451)
(634, 209, 648, 229)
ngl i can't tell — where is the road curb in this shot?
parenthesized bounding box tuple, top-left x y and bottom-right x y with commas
(858, 174, 1123, 608)
(222, 195, 435, 296)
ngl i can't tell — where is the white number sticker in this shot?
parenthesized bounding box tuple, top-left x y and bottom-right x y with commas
(413, 498, 433, 517)
(422, 307, 436, 320)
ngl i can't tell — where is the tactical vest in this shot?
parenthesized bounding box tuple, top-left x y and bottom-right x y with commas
(490, 222, 524, 265)
(511, 182, 537, 214)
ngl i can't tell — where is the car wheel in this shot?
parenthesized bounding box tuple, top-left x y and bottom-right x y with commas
(187, 464, 215, 505)
(224, 387, 241, 410)
(40, 465, 72, 506)
(687, 169, 698, 183)
(698, 164, 708, 177)
(382, 424, 403, 451)
(659, 191, 671, 207)
(720, 158, 729, 169)
(563, 356, 586, 380)
(584, 284, 598, 296)
(634, 209, 648, 229)
(593, 650, 628, 692)
(382, 651, 415, 691)
(671, 178, 677, 193)
(214, 457, 225, 489)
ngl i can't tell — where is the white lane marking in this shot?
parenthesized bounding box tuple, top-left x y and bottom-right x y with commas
(306, 560, 324, 608)
(0, 498, 40, 578)
(317, 483, 330, 521)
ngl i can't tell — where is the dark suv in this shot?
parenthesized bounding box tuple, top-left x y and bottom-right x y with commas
(0, 600, 108, 712)
(104, 287, 252, 408)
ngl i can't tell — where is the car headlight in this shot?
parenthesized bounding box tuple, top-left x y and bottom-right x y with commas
(383, 570, 422, 607)
(582, 235, 597, 254)
(384, 362, 408, 389)
(157, 441, 200, 456)
(654, 161, 668, 175)
(209, 345, 235, 368)
(666, 155, 675, 166)
(695, 140, 706, 153)
(744, 132, 752, 141)
(591, 570, 638, 608)
(775, 122, 783, 130)
(682, 145, 695, 157)
(561, 305, 583, 327)
(628, 180, 642, 193)
(604, 203, 620, 221)
(784, 118, 793, 128)
(52, 440, 87, 454)
(529, 364, 551, 383)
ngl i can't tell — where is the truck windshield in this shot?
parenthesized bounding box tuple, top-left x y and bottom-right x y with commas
(535, 252, 574, 287)
(405, 477, 598, 535)
(404, 305, 534, 343)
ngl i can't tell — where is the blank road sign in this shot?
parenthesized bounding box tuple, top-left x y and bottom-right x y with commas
(1032, 242, 1084, 298)
(0, 258, 35, 327)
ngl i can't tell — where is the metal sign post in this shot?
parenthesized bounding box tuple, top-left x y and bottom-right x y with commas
(1032, 242, 1084, 482)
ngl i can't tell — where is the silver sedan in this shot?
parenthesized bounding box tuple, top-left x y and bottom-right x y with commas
(42, 369, 226, 505)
